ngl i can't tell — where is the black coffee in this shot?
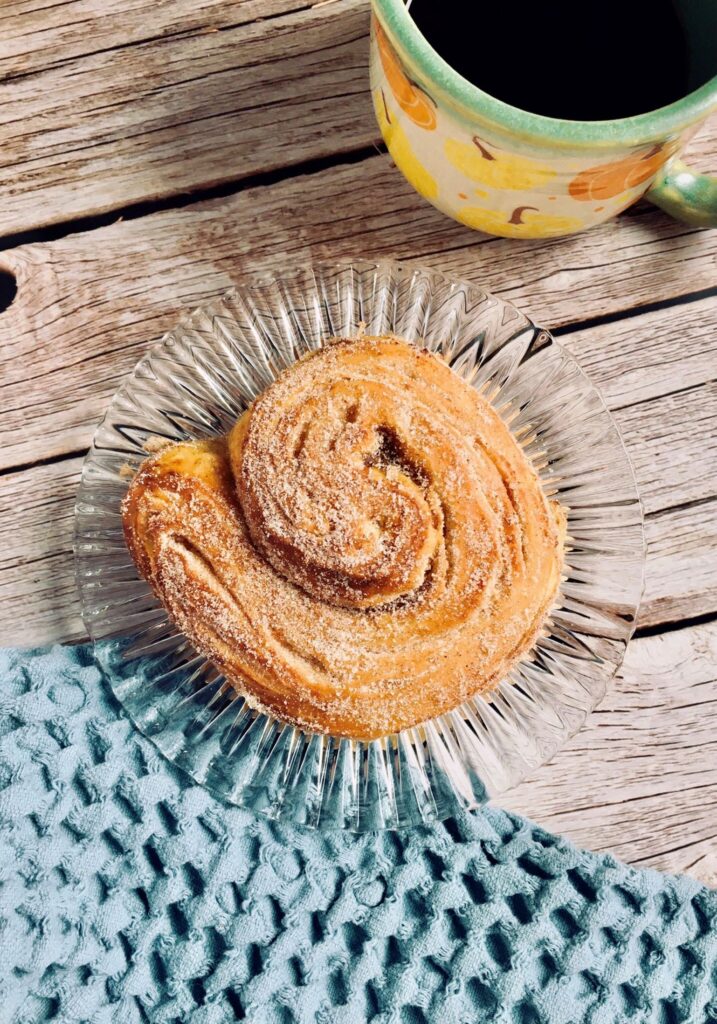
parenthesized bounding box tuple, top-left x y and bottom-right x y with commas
(408, 0, 697, 120)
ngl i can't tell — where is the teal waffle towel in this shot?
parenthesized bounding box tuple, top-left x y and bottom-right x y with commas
(1, 644, 716, 1024)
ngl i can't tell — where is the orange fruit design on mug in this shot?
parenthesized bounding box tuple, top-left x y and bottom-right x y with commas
(374, 18, 437, 130)
(374, 89, 438, 201)
(568, 141, 677, 201)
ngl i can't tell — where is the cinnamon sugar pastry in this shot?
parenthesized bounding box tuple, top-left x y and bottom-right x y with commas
(122, 336, 565, 740)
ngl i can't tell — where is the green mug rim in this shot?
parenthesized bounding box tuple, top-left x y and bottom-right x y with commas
(373, 0, 717, 146)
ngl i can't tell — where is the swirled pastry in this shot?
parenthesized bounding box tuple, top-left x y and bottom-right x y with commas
(122, 336, 565, 740)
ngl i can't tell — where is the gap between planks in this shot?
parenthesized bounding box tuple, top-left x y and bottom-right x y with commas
(0, 144, 386, 255)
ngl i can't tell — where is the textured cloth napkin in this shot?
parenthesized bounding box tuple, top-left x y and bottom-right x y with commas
(1, 643, 716, 1024)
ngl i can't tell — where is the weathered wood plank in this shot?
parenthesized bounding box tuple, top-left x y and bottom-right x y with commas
(0, 457, 84, 647)
(503, 620, 717, 880)
(2, 0, 313, 75)
(1, 158, 716, 471)
(615, 383, 717, 516)
(0, 0, 375, 235)
(563, 295, 717, 412)
(641, 500, 717, 628)
(564, 299, 717, 627)
(2, 298, 716, 645)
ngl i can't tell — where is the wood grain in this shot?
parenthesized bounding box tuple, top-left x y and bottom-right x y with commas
(642, 502, 717, 627)
(0, 0, 375, 235)
(1, 157, 716, 472)
(2, 297, 716, 646)
(2, 0, 317, 75)
(0, 456, 83, 647)
(564, 298, 717, 516)
(564, 295, 717, 412)
(565, 297, 717, 627)
(504, 620, 717, 880)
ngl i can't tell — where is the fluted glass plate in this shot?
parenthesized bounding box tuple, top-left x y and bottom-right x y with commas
(75, 260, 644, 831)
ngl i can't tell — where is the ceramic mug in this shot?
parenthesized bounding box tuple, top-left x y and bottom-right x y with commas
(369, 0, 717, 238)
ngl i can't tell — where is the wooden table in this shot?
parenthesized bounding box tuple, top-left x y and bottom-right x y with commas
(1, 1, 716, 882)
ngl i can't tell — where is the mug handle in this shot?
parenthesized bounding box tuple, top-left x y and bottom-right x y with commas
(646, 157, 717, 228)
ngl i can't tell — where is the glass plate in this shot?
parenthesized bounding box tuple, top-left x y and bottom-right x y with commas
(75, 260, 645, 831)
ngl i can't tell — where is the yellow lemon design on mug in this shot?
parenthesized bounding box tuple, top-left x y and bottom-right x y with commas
(375, 90, 438, 201)
(445, 137, 556, 190)
(457, 204, 584, 238)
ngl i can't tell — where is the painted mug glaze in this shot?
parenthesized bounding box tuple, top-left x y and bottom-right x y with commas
(369, 0, 717, 238)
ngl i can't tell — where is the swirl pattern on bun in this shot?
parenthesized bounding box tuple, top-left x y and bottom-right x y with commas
(122, 336, 565, 739)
